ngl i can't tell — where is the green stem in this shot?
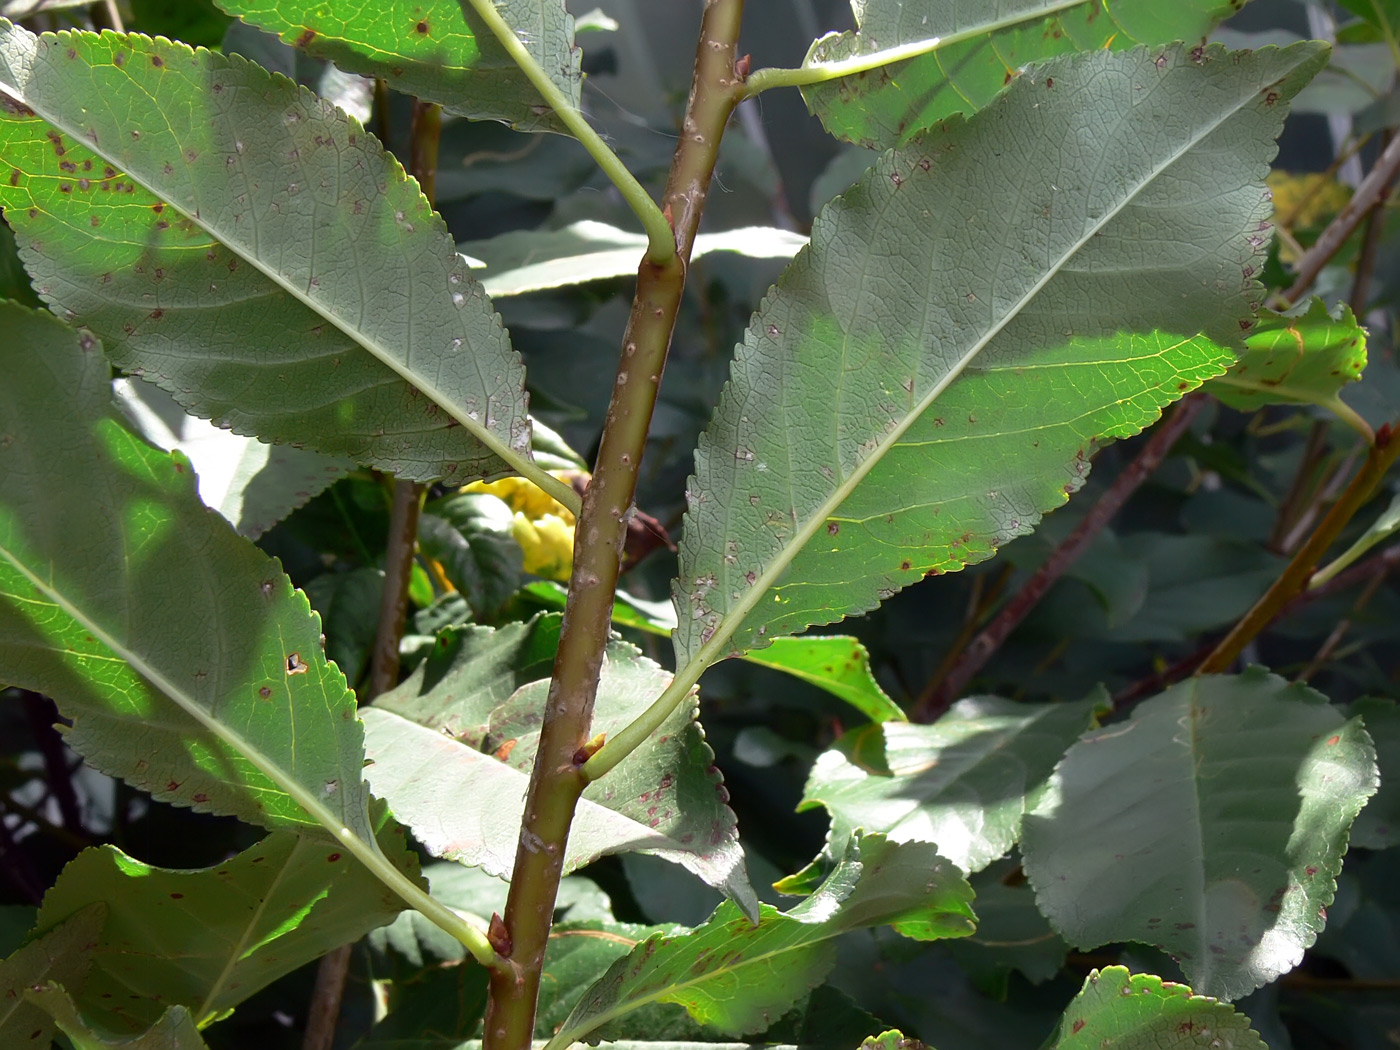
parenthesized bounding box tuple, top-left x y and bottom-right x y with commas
(1198, 421, 1400, 674)
(741, 0, 1086, 98)
(458, 0, 674, 264)
(481, 3, 748, 1048)
(1210, 376, 1374, 443)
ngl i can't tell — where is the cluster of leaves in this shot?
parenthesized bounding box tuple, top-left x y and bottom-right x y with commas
(0, 2, 1397, 1050)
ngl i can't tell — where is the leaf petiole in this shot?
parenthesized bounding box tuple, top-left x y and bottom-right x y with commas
(457, 0, 675, 264)
(740, 0, 1087, 99)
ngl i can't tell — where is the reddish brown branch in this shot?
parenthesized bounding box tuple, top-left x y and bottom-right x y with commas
(915, 395, 1204, 720)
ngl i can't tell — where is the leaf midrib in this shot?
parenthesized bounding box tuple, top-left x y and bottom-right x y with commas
(0, 26, 536, 487)
(0, 533, 374, 858)
(547, 912, 833, 1050)
(677, 62, 1275, 681)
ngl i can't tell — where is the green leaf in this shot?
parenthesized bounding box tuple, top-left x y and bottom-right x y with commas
(522, 583, 901, 723)
(1312, 490, 1400, 587)
(112, 379, 353, 540)
(374, 615, 558, 745)
(1209, 299, 1369, 431)
(1338, 0, 1400, 32)
(946, 858, 1069, 989)
(0, 303, 372, 841)
(859, 1033, 928, 1050)
(742, 637, 905, 724)
(793, 694, 1106, 879)
(547, 834, 974, 1049)
(1022, 669, 1379, 1000)
(34, 826, 413, 1033)
(674, 44, 1324, 678)
(215, 0, 580, 135)
(304, 567, 385, 690)
(0, 23, 565, 501)
(419, 492, 524, 620)
(25, 985, 208, 1050)
(363, 623, 756, 915)
(800, 0, 1246, 149)
(0, 904, 105, 1049)
(1350, 697, 1400, 849)
(465, 221, 808, 298)
(1047, 967, 1265, 1050)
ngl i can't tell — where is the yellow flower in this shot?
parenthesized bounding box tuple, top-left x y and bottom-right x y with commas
(511, 512, 575, 579)
(464, 473, 581, 580)
(464, 474, 578, 526)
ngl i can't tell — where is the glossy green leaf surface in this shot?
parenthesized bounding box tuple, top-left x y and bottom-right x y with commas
(419, 491, 524, 620)
(521, 582, 902, 723)
(35, 826, 412, 1033)
(0, 904, 104, 1049)
(0, 303, 373, 840)
(25, 985, 208, 1050)
(548, 834, 975, 1049)
(1209, 299, 1368, 425)
(363, 620, 755, 915)
(1022, 669, 1379, 1000)
(0, 22, 550, 492)
(216, 0, 580, 134)
(674, 44, 1323, 674)
(1047, 967, 1265, 1050)
(801, 0, 1244, 149)
(742, 637, 905, 724)
(796, 694, 1105, 875)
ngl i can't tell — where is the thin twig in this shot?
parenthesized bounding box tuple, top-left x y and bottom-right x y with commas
(915, 395, 1204, 720)
(482, 4, 748, 1047)
(1199, 422, 1400, 674)
(1268, 420, 1331, 553)
(1283, 132, 1400, 305)
(1297, 565, 1388, 681)
(1111, 541, 1400, 705)
(911, 565, 1010, 716)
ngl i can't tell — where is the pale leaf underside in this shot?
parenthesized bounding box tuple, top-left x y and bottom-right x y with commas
(0, 22, 544, 489)
(1022, 670, 1379, 1000)
(674, 44, 1326, 671)
(0, 302, 373, 840)
(363, 632, 755, 914)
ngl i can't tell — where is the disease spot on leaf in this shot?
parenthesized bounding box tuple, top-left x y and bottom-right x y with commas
(415, 19, 430, 33)
(149, 309, 163, 320)
(258, 686, 271, 699)
(169, 892, 184, 900)
(286, 652, 309, 675)
(296, 28, 317, 48)
(827, 522, 839, 536)
(151, 55, 163, 68)
(327, 852, 342, 862)
(1072, 1020, 1085, 1034)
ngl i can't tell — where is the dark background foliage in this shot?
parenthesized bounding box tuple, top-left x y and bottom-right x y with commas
(3, 1, 1397, 1047)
